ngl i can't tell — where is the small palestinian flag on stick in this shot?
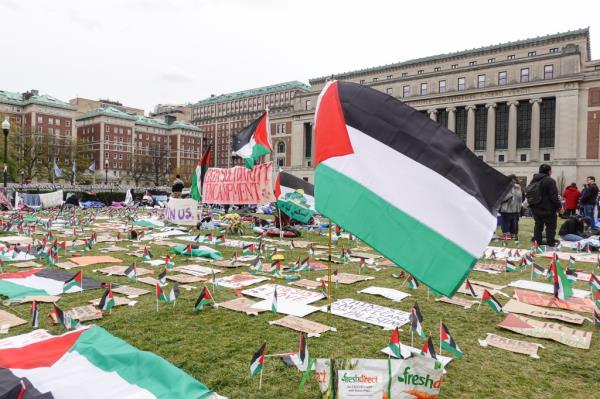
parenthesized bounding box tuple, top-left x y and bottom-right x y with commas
(595, 290, 600, 309)
(185, 244, 194, 256)
(193, 286, 214, 312)
(232, 112, 272, 169)
(320, 280, 328, 298)
(531, 263, 545, 278)
(550, 260, 573, 300)
(388, 327, 402, 358)
(98, 284, 115, 313)
(253, 257, 264, 272)
(165, 255, 175, 269)
(407, 274, 419, 289)
(124, 262, 137, 281)
(464, 279, 477, 297)
(481, 290, 503, 313)
(155, 282, 170, 310)
(271, 286, 278, 313)
(169, 283, 180, 304)
(411, 302, 426, 340)
(298, 332, 309, 371)
(589, 273, 600, 291)
(359, 258, 366, 274)
(250, 342, 266, 379)
(505, 260, 517, 273)
(157, 270, 167, 286)
(440, 322, 462, 358)
(142, 247, 152, 261)
(243, 244, 255, 255)
(63, 271, 83, 293)
(48, 304, 64, 326)
(31, 300, 39, 328)
(420, 336, 437, 360)
(593, 308, 600, 327)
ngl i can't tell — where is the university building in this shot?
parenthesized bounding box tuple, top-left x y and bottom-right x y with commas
(277, 28, 600, 188)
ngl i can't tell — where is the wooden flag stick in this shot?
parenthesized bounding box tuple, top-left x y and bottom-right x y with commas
(327, 220, 333, 322)
(259, 363, 264, 391)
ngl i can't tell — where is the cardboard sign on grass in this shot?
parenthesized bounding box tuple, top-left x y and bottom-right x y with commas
(219, 297, 266, 316)
(472, 262, 506, 274)
(514, 289, 596, 313)
(66, 305, 103, 322)
(213, 274, 268, 289)
(290, 279, 322, 290)
(242, 284, 324, 305)
(166, 274, 206, 284)
(479, 333, 543, 359)
(322, 298, 410, 330)
(498, 313, 592, 349)
(0, 310, 26, 329)
(112, 285, 150, 298)
(250, 299, 320, 317)
(318, 273, 374, 285)
(96, 266, 152, 277)
(269, 315, 335, 337)
(358, 286, 411, 302)
(380, 344, 453, 368)
(19, 295, 61, 303)
(502, 299, 586, 325)
(173, 265, 223, 277)
(12, 261, 42, 268)
(70, 256, 122, 267)
(89, 296, 133, 307)
(55, 261, 80, 270)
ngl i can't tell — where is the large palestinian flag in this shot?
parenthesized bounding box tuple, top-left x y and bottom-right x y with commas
(274, 171, 315, 224)
(313, 81, 512, 296)
(0, 269, 102, 300)
(191, 146, 211, 201)
(232, 112, 271, 169)
(0, 326, 218, 398)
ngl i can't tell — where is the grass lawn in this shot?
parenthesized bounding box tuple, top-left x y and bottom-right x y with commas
(2, 215, 598, 398)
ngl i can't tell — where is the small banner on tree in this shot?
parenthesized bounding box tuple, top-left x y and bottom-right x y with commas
(164, 198, 199, 225)
(202, 162, 276, 205)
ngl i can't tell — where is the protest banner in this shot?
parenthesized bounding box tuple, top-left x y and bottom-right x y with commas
(479, 333, 543, 358)
(220, 297, 266, 316)
(163, 198, 199, 226)
(313, 357, 443, 399)
(498, 313, 592, 349)
(513, 289, 596, 313)
(502, 299, 586, 325)
(324, 298, 411, 329)
(39, 190, 63, 208)
(242, 284, 324, 305)
(214, 274, 268, 289)
(202, 162, 276, 204)
(269, 315, 335, 337)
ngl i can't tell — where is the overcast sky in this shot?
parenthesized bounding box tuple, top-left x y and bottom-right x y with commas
(2, 0, 598, 114)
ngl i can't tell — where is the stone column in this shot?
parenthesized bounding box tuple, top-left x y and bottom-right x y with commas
(530, 98, 542, 162)
(507, 101, 519, 161)
(428, 109, 437, 122)
(466, 105, 476, 151)
(446, 107, 456, 132)
(485, 103, 496, 161)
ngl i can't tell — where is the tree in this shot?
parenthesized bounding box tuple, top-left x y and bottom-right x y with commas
(127, 152, 152, 187)
(148, 144, 170, 186)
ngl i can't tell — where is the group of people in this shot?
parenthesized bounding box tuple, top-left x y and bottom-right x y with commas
(499, 163, 599, 249)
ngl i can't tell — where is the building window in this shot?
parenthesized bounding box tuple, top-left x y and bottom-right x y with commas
(451, 64, 458, 69)
(277, 141, 285, 154)
(403, 85, 411, 98)
(455, 107, 467, 142)
(498, 71, 508, 86)
(420, 83, 428, 95)
(498, 154, 505, 162)
(520, 68, 529, 83)
(543, 153, 551, 161)
(528, 51, 536, 57)
(438, 80, 446, 94)
(387, 75, 393, 80)
(477, 74, 486, 89)
(437, 109, 448, 128)
(488, 58, 496, 63)
(540, 97, 556, 148)
(495, 103, 508, 150)
(302, 177, 309, 182)
(277, 157, 284, 167)
(544, 65, 554, 80)
(458, 77, 466, 91)
(475, 105, 487, 151)
(434, 67, 441, 72)
(386, 87, 393, 95)
(373, 77, 378, 82)
(549, 47, 559, 53)
(507, 54, 515, 60)
(469, 61, 477, 66)
(517, 100, 532, 148)
(303, 123, 312, 158)
(520, 154, 527, 162)
(37, 116, 43, 124)
(401, 72, 408, 77)
(305, 100, 312, 111)
(417, 70, 424, 75)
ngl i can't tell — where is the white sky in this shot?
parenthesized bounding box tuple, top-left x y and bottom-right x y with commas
(2, 0, 599, 114)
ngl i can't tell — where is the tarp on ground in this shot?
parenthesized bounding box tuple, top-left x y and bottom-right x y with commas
(0, 268, 102, 300)
(170, 244, 223, 260)
(39, 190, 63, 208)
(0, 326, 220, 399)
(134, 218, 165, 228)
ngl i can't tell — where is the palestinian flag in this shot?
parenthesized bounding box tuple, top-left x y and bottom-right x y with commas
(550, 260, 573, 300)
(359, 258, 366, 273)
(250, 342, 266, 378)
(482, 290, 503, 313)
(313, 81, 512, 297)
(440, 322, 462, 358)
(0, 269, 101, 300)
(243, 244, 255, 255)
(596, 255, 600, 268)
(185, 243, 194, 256)
(2, 379, 25, 398)
(590, 273, 600, 291)
(48, 304, 64, 326)
(388, 327, 402, 358)
(253, 257, 264, 272)
(271, 286, 278, 313)
(420, 337, 437, 360)
(62, 271, 83, 294)
(142, 247, 152, 261)
(308, 245, 315, 257)
(298, 332, 309, 370)
(157, 270, 167, 286)
(407, 274, 419, 289)
(411, 302, 426, 339)
(532, 263, 546, 277)
(0, 326, 215, 398)
(464, 279, 477, 297)
(190, 146, 211, 201)
(232, 112, 272, 169)
(98, 285, 115, 313)
(206, 234, 214, 244)
(506, 261, 517, 273)
(155, 282, 169, 304)
(31, 300, 39, 328)
(596, 290, 600, 309)
(488, 250, 497, 260)
(565, 267, 578, 282)
(169, 283, 180, 303)
(124, 263, 137, 281)
(270, 260, 282, 276)
(593, 308, 600, 327)
(320, 280, 328, 297)
(193, 286, 214, 312)
(165, 255, 175, 269)
(569, 256, 576, 267)
(274, 171, 316, 224)
(231, 253, 238, 266)
(532, 241, 543, 254)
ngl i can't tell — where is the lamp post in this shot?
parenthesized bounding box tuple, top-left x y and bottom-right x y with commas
(1, 117, 10, 188)
(104, 159, 108, 185)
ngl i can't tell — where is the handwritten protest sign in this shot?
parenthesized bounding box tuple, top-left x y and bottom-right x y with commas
(514, 289, 596, 313)
(479, 333, 543, 358)
(163, 198, 199, 226)
(202, 162, 275, 204)
(323, 298, 410, 329)
(269, 315, 335, 337)
(219, 297, 266, 316)
(502, 299, 585, 325)
(214, 274, 268, 289)
(242, 284, 324, 305)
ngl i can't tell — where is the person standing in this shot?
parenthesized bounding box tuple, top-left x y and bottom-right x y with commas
(562, 183, 581, 217)
(526, 164, 561, 247)
(499, 175, 523, 240)
(580, 176, 598, 222)
(171, 174, 184, 198)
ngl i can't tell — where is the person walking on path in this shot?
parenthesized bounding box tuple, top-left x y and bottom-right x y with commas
(580, 176, 598, 222)
(499, 175, 523, 240)
(562, 182, 581, 217)
(526, 164, 561, 247)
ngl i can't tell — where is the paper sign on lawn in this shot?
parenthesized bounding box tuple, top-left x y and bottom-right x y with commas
(514, 289, 596, 313)
(358, 286, 411, 302)
(323, 298, 410, 330)
(502, 299, 586, 325)
(163, 198, 199, 226)
(242, 284, 324, 305)
(214, 274, 268, 289)
(479, 333, 543, 359)
(202, 162, 276, 205)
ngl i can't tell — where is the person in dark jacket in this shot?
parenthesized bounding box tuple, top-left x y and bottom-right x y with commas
(529, 164, 561, 247)
(562, 183, 580, 217)
(580, 176, 598, 222)
(559, 216, 591, 241)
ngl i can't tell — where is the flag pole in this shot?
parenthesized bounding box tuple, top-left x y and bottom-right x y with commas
(439, 320, 442, 355)
(327, 219, 333, 322)
(259, 363, 264, 391)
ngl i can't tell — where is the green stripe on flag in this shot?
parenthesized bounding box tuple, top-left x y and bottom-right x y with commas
(0, 280, 49, 300)
(315, 164, 476, 297)
(246, 143, 271, 169)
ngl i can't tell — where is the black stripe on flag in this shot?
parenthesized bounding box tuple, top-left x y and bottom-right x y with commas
(336, 81, 512, 214)
(231, 113, 266, 152)
(35, 269, 102, 290)
(0, 369, 54, 398)
(279, 172, 314, 197)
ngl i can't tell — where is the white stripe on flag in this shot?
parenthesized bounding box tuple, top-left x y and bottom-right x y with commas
(278, 186, 315, 211)
(322, 126, 496, 257)
(234, 136, 256, 159)
(3, 276, 65, 295)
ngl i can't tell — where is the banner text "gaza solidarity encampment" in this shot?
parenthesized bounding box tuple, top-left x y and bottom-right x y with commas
(202, 162, 276, 205)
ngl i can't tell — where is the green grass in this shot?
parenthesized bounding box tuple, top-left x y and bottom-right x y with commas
(2, 216, 599, 399)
